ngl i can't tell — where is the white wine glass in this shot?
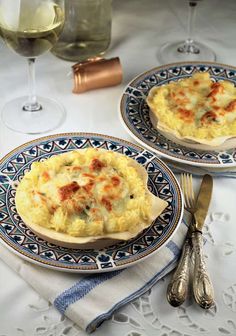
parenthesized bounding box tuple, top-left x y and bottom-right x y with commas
(0, 0, 65, 134)
(158, 0, 216, 63)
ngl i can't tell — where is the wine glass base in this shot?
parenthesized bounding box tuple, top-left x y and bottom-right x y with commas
(157, 40, 216, 64)
(1, 96, 66, 134)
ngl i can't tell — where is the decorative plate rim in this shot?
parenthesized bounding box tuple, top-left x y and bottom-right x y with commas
(0, 132, 183, 273)
(119, 61, 236, 168)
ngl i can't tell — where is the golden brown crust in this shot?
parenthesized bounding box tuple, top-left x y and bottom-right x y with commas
(16, 149, 167, 248)
(147, 73, 236, 150)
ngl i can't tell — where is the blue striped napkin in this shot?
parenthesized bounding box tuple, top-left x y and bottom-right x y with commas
(0, 221, 187, 333)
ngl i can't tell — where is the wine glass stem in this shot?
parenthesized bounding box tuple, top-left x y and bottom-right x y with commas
(186, 1, 197, 44)
(23, 58, 42, 112)
(177, 1, 200, 54)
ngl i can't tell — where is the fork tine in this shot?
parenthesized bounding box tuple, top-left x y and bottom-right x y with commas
(185, 174, 191, 209)
(180, 173, 184, 197)
(186, 174, 195, 208)
(180, 173, 194, 209)
(180, 173, 188, 207)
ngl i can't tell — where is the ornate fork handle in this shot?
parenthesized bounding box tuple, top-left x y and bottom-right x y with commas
(166, 238, 192, 307)
(192, 231, 214, 309)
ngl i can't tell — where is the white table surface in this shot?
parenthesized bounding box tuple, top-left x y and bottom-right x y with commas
(1, 0, 236, 335)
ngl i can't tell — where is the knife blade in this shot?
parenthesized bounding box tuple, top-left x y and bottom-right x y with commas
(191, 174, 214, 309)
(193, 174, 213, 232)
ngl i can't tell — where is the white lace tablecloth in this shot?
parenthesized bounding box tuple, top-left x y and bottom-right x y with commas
(0, 1, 236, 335)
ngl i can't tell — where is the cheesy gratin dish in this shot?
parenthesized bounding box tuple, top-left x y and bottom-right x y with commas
(147, 72, 236, 148)
(15, 148, 167, 247)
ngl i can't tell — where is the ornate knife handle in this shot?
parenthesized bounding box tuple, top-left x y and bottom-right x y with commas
(192, 231, 214, 309)
(166, 238, 191, 307)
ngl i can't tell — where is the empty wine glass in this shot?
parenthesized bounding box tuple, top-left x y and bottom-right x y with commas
(158, 0, 216, 63)
(0, 0, 65, 134)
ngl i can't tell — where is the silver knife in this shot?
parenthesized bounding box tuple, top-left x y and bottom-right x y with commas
(191, 174, 214, 308)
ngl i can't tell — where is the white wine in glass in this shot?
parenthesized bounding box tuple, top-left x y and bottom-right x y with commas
(158, 0, 216, 64)
(0, 0, 65, 134)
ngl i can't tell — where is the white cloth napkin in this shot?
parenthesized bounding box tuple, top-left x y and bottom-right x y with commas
(0, 221, 187, 333)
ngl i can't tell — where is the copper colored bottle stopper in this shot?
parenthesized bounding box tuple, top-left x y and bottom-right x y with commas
(72, 57, 123, 93)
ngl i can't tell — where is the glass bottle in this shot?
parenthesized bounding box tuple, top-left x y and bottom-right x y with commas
(51, 0, 112, 62)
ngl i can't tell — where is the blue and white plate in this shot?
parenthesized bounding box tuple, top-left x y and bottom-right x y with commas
(0, 133, 183, 273)
(120, 62, 236, 167)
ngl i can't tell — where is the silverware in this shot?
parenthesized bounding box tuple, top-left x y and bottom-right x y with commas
(166, 236, 192, 307)
(167, 174, 214, 309)
(191, 174, 214, 308)
(167, 173, 193, 307)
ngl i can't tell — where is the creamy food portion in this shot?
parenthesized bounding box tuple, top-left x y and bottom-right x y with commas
(147, 72, 236, 142)
(15, 148, 157, 238)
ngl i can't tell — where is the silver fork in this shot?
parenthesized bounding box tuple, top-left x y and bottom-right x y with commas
(166, 174, 193, 307)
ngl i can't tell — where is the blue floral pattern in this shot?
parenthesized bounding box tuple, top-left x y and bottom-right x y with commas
(0, 133, 183, 272)
(120, 62, 236, 167)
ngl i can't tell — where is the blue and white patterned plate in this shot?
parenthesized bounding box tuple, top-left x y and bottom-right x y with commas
(120, 62, 236, 167)
(0, 133, 183, 273)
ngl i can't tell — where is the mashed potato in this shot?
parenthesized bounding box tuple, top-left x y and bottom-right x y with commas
(15, 148, 166, 239)
(147, 72, 236, 146)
